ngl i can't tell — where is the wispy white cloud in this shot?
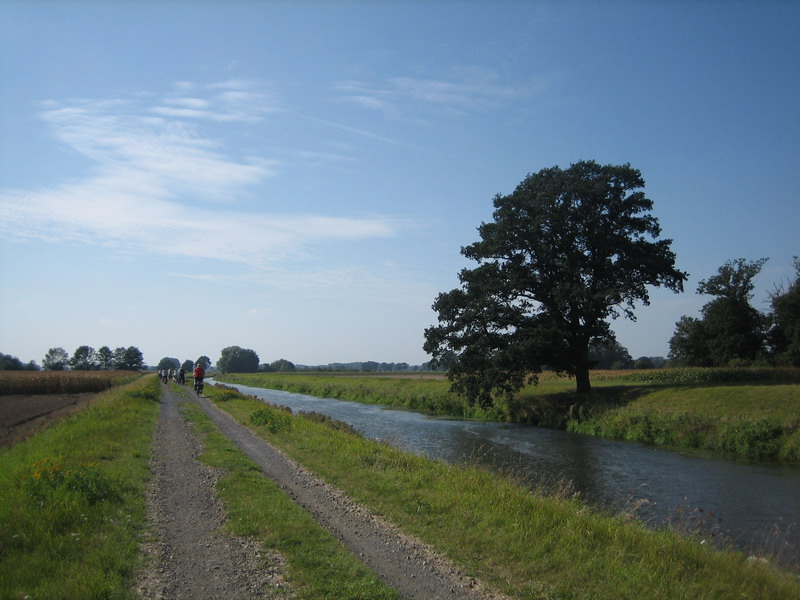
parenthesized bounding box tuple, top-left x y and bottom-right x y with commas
(153, 79, 281, 122)
(0, 81, 396, 268)
(333, 69, 529, 118)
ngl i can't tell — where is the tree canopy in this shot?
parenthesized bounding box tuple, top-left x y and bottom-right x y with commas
(216, 346, 259, 373)
(768, 257, 800, 366)
(157, 357, 181, 371)
(42, 347, 69, 371)
(70, 345, 97, 370)
(96, 346, 115, 370)
(669, 258, 768, 366)
(424, 160, 686, 401)
(263, 358, 296, 372)
(113, 346, 144, 371)
(0, 353, 38, 371)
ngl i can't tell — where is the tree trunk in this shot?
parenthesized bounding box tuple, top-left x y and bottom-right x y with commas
(574, 340, 592, 393)
(575, 365, 592, 394)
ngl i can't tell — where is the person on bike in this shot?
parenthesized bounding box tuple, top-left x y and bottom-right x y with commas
(193, 363, 205, 387)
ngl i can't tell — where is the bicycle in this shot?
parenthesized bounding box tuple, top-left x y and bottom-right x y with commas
(194, 378, 204, 396)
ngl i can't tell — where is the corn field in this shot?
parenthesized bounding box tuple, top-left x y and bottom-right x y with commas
(0, 371, 140, 395)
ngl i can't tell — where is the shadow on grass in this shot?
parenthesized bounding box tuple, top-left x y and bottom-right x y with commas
(510, 384, 670, 427)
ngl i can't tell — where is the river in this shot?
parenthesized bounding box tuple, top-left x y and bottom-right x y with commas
(211, 380, 800, 565)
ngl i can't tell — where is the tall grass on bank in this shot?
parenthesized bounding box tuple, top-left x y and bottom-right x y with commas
(562, 384, 800, 461)
(205, 385, 800, 599)
(178, 396, 400, 599)
(216, 369, 800, 461)
(0, 375, 159, 599)
(0, 370, 140, 395)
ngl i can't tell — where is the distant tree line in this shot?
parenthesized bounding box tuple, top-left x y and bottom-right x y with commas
(292, 361, 433, 372)
(21, 345, 147, 371)
(586, 341, 667, 370)
(0, 353, 40, 371)
(192, 345, 434, 374)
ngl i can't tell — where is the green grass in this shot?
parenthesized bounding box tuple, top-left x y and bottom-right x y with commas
(216, 372, 470, 416)
(204, 384, 800, 600)
(0, 375, 159, 599)
(177, 396, 400, 600)
(535, 381, 800, 461)
(3, 371, 796, 598)
(216, 369, 800, 461)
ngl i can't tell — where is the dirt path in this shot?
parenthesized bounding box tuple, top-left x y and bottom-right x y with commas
(136, 385, 291, 599)
(137, 383, 506, 600)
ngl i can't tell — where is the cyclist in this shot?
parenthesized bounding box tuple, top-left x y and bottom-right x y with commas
(193, 363, 205, 394)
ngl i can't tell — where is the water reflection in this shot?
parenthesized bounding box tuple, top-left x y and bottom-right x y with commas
(213, 381, 800, 564)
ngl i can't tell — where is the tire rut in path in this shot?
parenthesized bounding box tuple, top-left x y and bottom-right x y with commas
(190, 387, 506, 600)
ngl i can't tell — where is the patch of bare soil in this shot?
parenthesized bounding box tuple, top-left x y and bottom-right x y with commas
(0, 393, 98, 448)
(137, 384, 508, 600)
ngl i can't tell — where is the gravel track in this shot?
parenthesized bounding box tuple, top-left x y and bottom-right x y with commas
(136, 383, 291, 599)
(136, 383, 507, 600)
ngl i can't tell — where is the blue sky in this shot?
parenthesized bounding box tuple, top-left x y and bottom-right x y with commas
(1, 1, 798, 369)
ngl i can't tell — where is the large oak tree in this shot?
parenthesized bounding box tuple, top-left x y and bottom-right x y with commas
(424, 161, 686, 402)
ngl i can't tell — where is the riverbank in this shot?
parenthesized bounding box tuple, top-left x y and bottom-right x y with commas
(214, 368, 800, 462)
(205, 383, 800, 598)
(3, 375, 799, 598)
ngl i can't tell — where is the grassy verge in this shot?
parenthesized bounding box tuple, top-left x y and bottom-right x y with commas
(215, 370, 800, 461)
(205, 384, 800, 599)
(176, 395, 400, 599)
(0, 374, 159, 599)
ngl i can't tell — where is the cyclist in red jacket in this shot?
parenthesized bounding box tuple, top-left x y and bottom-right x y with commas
(193, 363, 205, 387)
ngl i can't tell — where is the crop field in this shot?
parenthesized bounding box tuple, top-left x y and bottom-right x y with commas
(0, 370, 140, 395)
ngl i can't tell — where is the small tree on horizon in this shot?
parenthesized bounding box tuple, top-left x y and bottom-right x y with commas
(669, 258, 768, 366)
(70, 345, 97, 370)
(216, 346, 259, 374)
(157, 357, 180, 371)
(43, 347, 69, 371)
(114, 346, 144, 371)
(268, 358, 296, 372)
(96, 346, 115, 370)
